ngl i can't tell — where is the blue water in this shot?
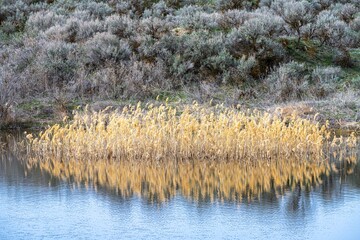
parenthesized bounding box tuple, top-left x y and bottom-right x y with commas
(1, 152, 360, 239)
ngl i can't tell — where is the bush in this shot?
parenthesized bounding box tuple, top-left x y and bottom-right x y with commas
(223, 55, 257, 85)
(77, 1, 113, 20)
(39, 40, 78, 89)
(226, 22, 285, 77)
(143, 1, 173, 18)
(45, 18, 79, 42)
(76, 59, 169, 99)
(106, 15, 135, 38)
(82, 32, 132, 68)
(350, 16, 360, 32)
(166, 31, 232, 82)
(271, 0, 314, 43)
(215, 0, 256, 11)
(332, 50, 353, 67)
(239, 11, 284, 47)
(26, 10, 62, 33)
(139, 17, 172, 39)
(0, 65, 16, 126)
(266, 62, 311, 102)
(311, 66, 341, 97)
(1, 0, 359, 106)
(218, 9, 248, 29)
(332, 3, 358, 23)
(266, 62, 343, 102)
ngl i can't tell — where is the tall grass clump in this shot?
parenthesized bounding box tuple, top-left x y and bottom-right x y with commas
(26, 103, 357, 163)
(23, 103, 358, 201)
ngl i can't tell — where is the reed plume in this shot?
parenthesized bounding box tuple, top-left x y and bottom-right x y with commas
(26, 103, 354, 163)
(24, 103, 358, 202)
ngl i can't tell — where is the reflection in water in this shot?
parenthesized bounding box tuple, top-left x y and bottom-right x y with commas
(1, 132, 359, 204)
(19, 104, 359, 204)
(1, 134, 360, 240)
(0, 128, 352, 203)
(24, 155, 358, 203)
(1, 150, 359, 205)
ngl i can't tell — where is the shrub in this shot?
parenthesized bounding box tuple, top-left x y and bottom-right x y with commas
(226, 23, 285, 77)
(45, 18, 79, 42)
(266, 62, 344, 101)
(106, 15, 135, 38)
(239, 11, 284, 46)
(172, 10, 221, 30)
(226, 27, 253, 57)
(0, 2, 28, 33)
(201, 49, 237, 82)
(25, 10, 62, 33)
(218, 9, 248, 29)
(0, 0, 47, 33)
(76, 59, 169, 99)
(166, 31, 232, 82)
(215, 0, 257, 11)
(39, 40, 78, 89)
(1, 0, 359, 106)
(77, 1, 114, 20)
(311, 66, 341, 97)
(313, 10, 347, 47)
(82, 32, 132, 68)
(120, 59, 169, 99)
(266, 61, 310, 102)
(170, 5, 214, 30)
(45, 16, 106, 42)
(271, 0, 314, 43)
(77, 19, 106, 41)
(143, 1, 173, 18)
(332, 3, 358, 23)
(253, 37, 285, 76)
(332, 50, 353, 67)
(70, 10, 93, 22)
(350, 16, 360, 32)
(0, 64, 16, 126)
(139, 17, 172, 39)
(116, 0, 161, 16)
(222, 55, 257, 85)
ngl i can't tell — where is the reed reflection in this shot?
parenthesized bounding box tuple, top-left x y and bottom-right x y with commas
(25, 157, 352, 203)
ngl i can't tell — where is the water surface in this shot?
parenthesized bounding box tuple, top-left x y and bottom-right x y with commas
(1, 136, 360, 240)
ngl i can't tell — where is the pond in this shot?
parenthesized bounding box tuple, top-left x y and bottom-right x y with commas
(1, 134, 360, 240)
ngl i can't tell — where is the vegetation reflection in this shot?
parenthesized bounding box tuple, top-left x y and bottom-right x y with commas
(23, 104, 358, 202)
(29, 155, 358, 203)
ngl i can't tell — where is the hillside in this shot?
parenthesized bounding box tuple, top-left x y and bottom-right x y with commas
(0, 0, 359, 129)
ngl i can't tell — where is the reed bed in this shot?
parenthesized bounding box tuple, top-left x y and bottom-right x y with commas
(24, 103, 359, 202)
(26, 103, 357, 163)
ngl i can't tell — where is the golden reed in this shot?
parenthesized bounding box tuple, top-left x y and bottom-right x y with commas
(26, 103, 357, 163)
(24, 103, 357, 201)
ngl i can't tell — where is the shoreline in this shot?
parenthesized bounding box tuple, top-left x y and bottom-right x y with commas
(1, 99, 359, 135)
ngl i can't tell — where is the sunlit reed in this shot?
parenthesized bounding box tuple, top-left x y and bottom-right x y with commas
(23, 103, 358, 202)
(26, 103, 357, 163)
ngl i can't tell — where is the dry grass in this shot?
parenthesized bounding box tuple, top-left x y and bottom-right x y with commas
(25, 103, 357, 163)
(23, 103, 358, 201)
